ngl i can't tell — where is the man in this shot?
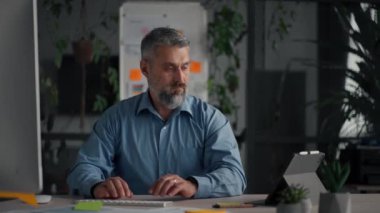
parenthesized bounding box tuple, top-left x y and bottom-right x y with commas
(67, 27, 246, 199)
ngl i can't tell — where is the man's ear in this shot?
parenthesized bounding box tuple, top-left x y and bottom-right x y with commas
(140, 59, 148, 77)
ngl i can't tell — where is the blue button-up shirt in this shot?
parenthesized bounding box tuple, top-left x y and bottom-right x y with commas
(67, 92, 246, 198)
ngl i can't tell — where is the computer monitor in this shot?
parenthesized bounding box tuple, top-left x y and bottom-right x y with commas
(0, 0, 42, 193)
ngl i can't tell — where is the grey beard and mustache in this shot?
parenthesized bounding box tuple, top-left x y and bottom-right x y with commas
(158, 83, 186, 109)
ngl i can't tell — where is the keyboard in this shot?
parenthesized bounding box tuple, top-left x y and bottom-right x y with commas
(77, 199, 174, 207)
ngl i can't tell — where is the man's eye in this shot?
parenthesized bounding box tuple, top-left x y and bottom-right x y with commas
(166, 66, 175, 71)
(182, 64, 189, 71)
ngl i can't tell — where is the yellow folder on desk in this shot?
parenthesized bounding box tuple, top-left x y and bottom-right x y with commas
(0, 191, 37, 206)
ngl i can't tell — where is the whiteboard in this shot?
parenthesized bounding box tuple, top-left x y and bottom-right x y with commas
(119, 2, 208, 101)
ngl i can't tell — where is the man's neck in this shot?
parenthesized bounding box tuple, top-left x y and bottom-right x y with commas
(157, 108, 172, 121)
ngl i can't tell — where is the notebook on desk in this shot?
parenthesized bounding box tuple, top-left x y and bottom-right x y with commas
(251, 151, 326, 206)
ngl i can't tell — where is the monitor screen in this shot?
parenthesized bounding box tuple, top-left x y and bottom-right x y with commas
(0, 0, 42, 193)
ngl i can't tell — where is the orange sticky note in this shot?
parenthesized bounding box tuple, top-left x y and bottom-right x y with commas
(129, 68, 143, 81)
(190, 61, 202, 73)
(0, 191, 38, 206)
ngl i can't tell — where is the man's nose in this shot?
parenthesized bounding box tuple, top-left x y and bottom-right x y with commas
(174, 68, 187, 83)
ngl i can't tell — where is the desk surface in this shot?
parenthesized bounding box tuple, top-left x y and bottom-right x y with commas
(1, 194, 380, 213)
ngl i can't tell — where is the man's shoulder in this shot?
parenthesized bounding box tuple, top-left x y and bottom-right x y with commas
(185, 95, 219, 115)
(186, 95, 207, 107)
(120, 93, 143, 106)
(184, 95, 228, 130)
(103, 93, 143, 115)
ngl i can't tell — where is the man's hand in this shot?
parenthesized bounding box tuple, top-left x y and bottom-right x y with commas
(149, 174, 197, 198)
(93, 176, 133, 199)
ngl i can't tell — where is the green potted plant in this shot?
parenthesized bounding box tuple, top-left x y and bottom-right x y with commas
(302, 3, 380, 181)
(207, 0, 247, 146)
(207, 0, 246, 130)
(267, 1, 299, 51)
(316, 3, 380, 141)
(277, 184, 312, 213)
(319, 159, 351, 213)
(42, 0, 119, 130)
(334, 3, 380, 137)
(40, 75, 59, 132)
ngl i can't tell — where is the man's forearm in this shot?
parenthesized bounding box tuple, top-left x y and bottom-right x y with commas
(190, 167, 246, 198)
(67, 164, 104, 197)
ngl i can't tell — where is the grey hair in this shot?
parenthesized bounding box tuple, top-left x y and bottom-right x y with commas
(141, 27, 190, 59)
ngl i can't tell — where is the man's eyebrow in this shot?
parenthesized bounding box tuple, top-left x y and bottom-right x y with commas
(163, 62, 176, 67)
(163, 61, 190, 66)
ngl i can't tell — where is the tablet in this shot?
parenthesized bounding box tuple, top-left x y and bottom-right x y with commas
(263, 151, 326, 205)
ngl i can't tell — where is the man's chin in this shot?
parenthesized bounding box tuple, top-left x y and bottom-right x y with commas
(166, 94, 185, 109)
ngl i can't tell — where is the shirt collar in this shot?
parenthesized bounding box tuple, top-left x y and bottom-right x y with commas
(136, 91, 193, 118)
(179, 95, 193, 117)
(136, 91, 155, 115)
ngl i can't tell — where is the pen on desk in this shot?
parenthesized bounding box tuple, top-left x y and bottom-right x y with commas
(212, 202, 255, 208)
(186, 209, 227, 213)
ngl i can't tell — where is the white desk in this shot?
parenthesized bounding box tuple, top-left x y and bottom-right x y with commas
(1, 194, 380, 213)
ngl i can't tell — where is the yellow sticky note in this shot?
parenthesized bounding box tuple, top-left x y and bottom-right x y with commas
(74, 201, 103, 211)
